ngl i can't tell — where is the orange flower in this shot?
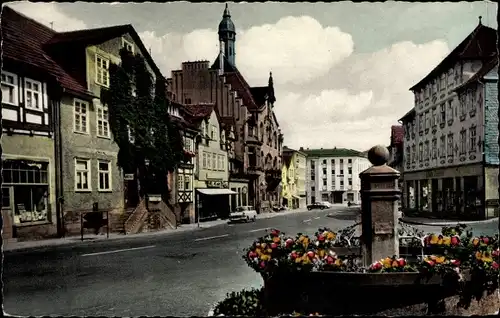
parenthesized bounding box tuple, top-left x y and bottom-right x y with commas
(392, 261, 399, 267)
(435, 256, 445, 264)
(273, 237, 280, 243)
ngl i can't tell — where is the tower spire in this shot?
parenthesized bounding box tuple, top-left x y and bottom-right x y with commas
(218, 4, 236, 66)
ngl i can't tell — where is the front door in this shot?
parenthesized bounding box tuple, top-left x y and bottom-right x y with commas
(124, 179, 139, 209)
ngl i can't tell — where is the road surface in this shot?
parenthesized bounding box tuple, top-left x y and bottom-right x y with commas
(4, 206, 498, 316)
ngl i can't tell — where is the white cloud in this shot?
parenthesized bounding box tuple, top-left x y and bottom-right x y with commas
(237, 16, 354, 85)
(8, 3, 452, 152)
(139, 15, 353, 86)
(7, 2, 87, 32)
(276, 40, 450, 151)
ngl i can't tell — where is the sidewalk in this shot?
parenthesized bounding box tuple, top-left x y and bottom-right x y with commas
(3, 218, 228, 252)
(3, 208, 309, 252)
(400, 216, 498, 226)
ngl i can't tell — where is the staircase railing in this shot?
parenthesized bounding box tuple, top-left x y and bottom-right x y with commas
(124, 199, 148, 234)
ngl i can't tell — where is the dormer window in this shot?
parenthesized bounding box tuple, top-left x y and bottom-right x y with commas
(122, 38, 134, 53)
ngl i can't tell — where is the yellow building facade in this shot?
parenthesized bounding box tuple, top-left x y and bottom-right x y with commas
(281, 147, 307, 209)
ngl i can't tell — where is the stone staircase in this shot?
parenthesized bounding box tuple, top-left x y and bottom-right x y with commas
(124, 199, 148, 235)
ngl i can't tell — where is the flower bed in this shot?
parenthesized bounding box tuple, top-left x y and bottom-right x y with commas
(213, 224, 499, 316)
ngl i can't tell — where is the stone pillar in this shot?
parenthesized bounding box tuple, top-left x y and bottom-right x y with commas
(360, 145, 401, 267)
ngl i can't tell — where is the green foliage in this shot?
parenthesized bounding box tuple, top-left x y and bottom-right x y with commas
(101, 48, 183, 197)
(213, 288, 264, 316)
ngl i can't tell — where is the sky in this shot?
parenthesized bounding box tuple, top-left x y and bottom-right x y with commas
(6, 1, 498, 151)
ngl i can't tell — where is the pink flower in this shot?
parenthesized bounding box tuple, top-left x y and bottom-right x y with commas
(492, 262, 499, 270)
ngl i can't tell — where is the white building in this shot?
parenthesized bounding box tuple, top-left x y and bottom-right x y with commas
(399, 19, 498, 220)
(303, 148, 371, 205)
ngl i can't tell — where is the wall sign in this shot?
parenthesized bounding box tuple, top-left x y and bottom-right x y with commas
(124, 174, 135, 180)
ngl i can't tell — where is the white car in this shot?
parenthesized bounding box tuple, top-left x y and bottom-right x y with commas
(319, 201, 333, 208)
(229, 206, 257, 223)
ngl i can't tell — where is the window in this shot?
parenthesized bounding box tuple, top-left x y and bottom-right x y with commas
(218, 155, 224, 171)
(311, 186, 315, 192)
(340, 180, 344, 186)
(311, 196, 316, 203)
(440, 74, 446, 91)
(207, 152, 212, 169)
(447, 134, 454, 157)
(348, 168, 352, 175)
(348, 178, 352, 186)
(311, 175, 315, 181)
(331, 159, 335, 165)
(340, 159, 344, 164)
(405, 146, 410, 164)
(184, 138, 193, 152)
(211, 125, 217, 140)
(74, 99, 89, 133)
(128, 126, 135, 143)
(447, 100, 453, 121)
(202, 152, 207, 169)
(213, 154, 217, 170)
(311, 161, 315, 168)
(1, 71, 18, 105)
(440, 104, 446, 123)
(411, 145, 416, 162)
(24, 78, 43, 111)
(185, 98, 192, 104)
(440, 135, 446, 158)
(424, 141, 429, 160)
(460, 94, 466, 116)
(95, 55, 110, 87)
(459, 130, 467, 155)
(419, 143, 423, 161)
(75, 159, 91, 191)
(323, 179, 327, 186)
(469, 126, 477, 152)
(431, 138, 437, 159)
(122, 38, 134, 53)
(419, 114, 424, 132)
(424, 111, 430, 131)
(98, 161, 111, 191)
(177, 174, 184, 191)
(184, 175, 191, 191)
(322, 168, 327, 175)
(96, 103, 110, 138)
(331, 169, 335, 175)
(340, 169, 344, 175)
(347, 159, 352, 164)
(323, 159, 327, 164)
(431, 107, 437, 127)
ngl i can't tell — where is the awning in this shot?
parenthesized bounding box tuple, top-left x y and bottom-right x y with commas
(197, 188, 237, 195)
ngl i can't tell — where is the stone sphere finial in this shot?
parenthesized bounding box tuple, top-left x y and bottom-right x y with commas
(367, 145, 390, 166)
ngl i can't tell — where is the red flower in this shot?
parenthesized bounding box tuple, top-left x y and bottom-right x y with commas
(492, 262, 499, 270)
(318, 235, 325, 242)
(451, 236, 460, 246)
(370, 262, 382, 271)
(451, 259, 461, 267)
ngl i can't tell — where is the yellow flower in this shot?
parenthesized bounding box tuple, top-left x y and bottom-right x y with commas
(435, 256, 445, 264)
(327, 232, 336, 240)
(267, 248, 273, 254)
(472, 238, 480, 246)
(437, 237, 443, 245)
(430, 235, 438, 244)
(443, 237, 451, 246)
(383, 258, 392, 268)
(261, 243, 267, 249)
(476, 251, 482, 260)
(295, 257, 302, 264)
(256, 248, 262, 255)
(334, 259, 342, 266)
(298, 236, 305, 242)
(318, 249, 325, 258)
(481, 252, 493, 263)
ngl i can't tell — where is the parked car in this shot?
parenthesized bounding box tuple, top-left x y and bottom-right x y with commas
(272, 205, 288, 212)
(319, 201, 333, 208)
(229, 206, 257, 223)
(307, 202, 330, 210)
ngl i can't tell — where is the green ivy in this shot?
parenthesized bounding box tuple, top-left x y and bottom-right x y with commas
(101, 48, 184, 199)
(213, 288, 264, 316)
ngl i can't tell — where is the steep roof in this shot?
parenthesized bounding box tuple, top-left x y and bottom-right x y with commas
(410, 21, 497, 91)
(47, 24, 164, 78)
(282, 151, 293, 168)
(2, 6, 89, 95)
(399, 108, 416, 123)
(390, 125, 404, 146)
(455, 56, 499, 92)
(302, 148, 365, 158)
(184, 103, 215, 118)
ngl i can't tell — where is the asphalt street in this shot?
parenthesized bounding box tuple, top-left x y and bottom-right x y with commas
(4, 206, 498, 317)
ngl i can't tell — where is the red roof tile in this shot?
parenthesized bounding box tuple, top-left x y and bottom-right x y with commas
(184, 103, 215, 118)
(410, 22, 497, 91)
(2, 6, 89, 96)
(390, 125, 404, 146)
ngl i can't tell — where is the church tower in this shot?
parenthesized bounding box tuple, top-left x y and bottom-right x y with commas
(218, 4, 236, 66)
